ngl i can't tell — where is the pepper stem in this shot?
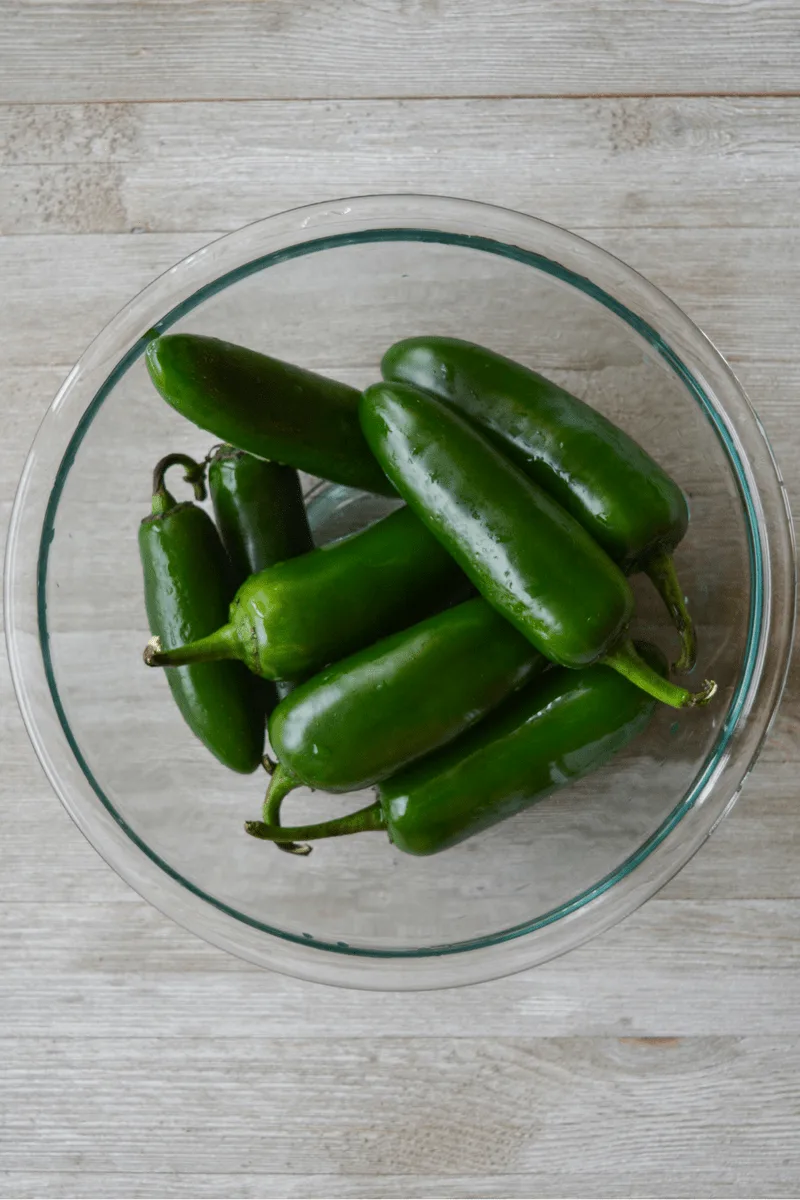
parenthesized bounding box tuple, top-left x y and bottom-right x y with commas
(143, 622, 241, 667)
(643, 549, 697, 674)
(262, 762, 310, 856)
(245, 801, 385, 845)
(152, 452, 207, 507)
(603, 637, 716, 709)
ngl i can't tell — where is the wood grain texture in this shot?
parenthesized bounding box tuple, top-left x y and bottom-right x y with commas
(5, 1177, 800, 1200)
(2, 900, 800, 1039)
(3, 96, 800, 235)
(3, 1036, 800, 1181)
(3, 7, 800, 1197)
(4, 227, 800, 435)
(1, 0, 799, 102)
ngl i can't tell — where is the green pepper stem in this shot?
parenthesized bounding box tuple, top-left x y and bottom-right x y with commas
(152, 452, 207, 506)
(262, 762, 310, 856)
(205, 443, 231, 464)
(245, 800, 385, 845)
(150, 488, 176, 516)
(603, 637, 716, 709)
(643, 549, 697, 674)
(143, 622, 241, 667)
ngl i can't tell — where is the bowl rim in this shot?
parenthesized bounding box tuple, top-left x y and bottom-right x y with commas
(6, 193, 796, 989)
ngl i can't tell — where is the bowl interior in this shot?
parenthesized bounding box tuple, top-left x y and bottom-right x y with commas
(37, 230, 753, 956)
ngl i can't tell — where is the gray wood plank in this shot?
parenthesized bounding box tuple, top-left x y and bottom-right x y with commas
(2, 1035, 800, 1182)
(3, 228, 800, 434)
(1, 899, 799, 1038)
(1, 1, 799, 102)
(3, 96, 800, 235)
(4, 1174, 800, 1200)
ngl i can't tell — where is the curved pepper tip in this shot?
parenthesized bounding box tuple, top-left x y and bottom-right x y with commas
(143, 635, 163, 666)
(685, 678, 718, 708)
(244, 820, 312, 855)
(603, 637, 717, 711)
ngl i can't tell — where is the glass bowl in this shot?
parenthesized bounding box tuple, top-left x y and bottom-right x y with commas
(6, 195, 795, 989)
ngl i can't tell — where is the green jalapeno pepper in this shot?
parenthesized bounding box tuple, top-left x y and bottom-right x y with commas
(208, 444, 314, 583)
(139, 454, 265, 774)
(143, 506, 465, 682)
(382, 336, 696, 671)
(263, 596, 545, 851)
(245, 641, 666, 856)
(359, 381, 715, 710)
(208, 444, 315, 703)
(146, 334, 391, 496)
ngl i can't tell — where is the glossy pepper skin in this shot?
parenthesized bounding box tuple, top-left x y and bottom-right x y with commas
(380, 640, 666, 855)
(382, 336, 695, 670)
(144, 506, 466, 682)
(265, 595, 544, 807)
(208, 445, 314, 702)
(138, 455, 265, 774)
(359, 381, 715, 710)
(245, 642, 666, 856)
(146, 334, 391, 495)
(208, 444, 314, 584)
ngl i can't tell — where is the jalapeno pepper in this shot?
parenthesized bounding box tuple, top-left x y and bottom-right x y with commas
(143, 506, 465, 682)
(146, 334, 391, 496)
(359, 381, 715, 709)
(263, 596, 544, 832)
(382, 336, 696, 671)
(139, 454, 265, 774)
(208, 444, 314, 583)
(208, 444, 315, 704)
(245, 641, 666, 856)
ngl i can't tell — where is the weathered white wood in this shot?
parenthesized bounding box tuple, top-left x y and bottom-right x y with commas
(1, 899, 800, 1038)
(3, 97, 800, 235)
(2, 1035, 800, 1185)
(1, 1, 798, 102)
(4, 1175, 800, 1200)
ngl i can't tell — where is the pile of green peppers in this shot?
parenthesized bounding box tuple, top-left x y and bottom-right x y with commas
(140, 333, 716, 858)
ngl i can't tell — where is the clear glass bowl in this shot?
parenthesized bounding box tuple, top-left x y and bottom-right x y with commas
(6, 195, 795, 989)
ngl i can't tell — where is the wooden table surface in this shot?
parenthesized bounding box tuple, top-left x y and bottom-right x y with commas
(2, 4, 799, 1197)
